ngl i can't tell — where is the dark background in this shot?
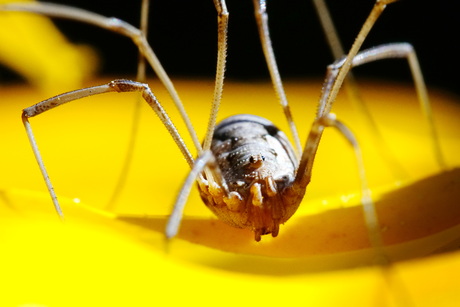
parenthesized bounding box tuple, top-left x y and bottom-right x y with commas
(2, 0, 459, 96)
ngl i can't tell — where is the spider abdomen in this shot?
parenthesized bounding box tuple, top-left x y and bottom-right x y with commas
(198, 114, 299, 240)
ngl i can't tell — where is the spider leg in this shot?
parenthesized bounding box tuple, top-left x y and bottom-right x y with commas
(106, 0, 150, 210)
(202, 0, 229, 151)
(312, 0, 408, 180)
(321, 114, 385, 260)
(252, 0, 302, 157)
(0, 1, 202, 152)
(22, 79, 193, 218)
(165, 150, 229, 240)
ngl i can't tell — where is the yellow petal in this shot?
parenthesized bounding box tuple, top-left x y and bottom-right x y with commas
(0, 78, 459, 307)
(0, 0, 97, 95)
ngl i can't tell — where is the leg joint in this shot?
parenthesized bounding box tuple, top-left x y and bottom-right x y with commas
(109, 79, 148, 93)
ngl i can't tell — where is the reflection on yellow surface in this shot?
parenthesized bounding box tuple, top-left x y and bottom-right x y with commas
(1, 2, 460, 306)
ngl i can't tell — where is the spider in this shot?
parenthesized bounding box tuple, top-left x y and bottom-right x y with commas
(0, 0, 444, 247)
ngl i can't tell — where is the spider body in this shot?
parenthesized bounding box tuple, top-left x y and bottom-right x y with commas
(198, 114, 298, 241)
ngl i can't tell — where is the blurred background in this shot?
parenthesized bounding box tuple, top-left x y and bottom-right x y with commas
(0, 0, 459, 96)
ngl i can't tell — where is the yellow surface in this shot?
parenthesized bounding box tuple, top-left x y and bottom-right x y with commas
(0, 79, 460, 307)
(1, 3, 460, 306)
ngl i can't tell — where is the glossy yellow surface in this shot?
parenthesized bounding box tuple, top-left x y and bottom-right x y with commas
(1, 3, 460, 306)
(1, 79, 460, 306)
